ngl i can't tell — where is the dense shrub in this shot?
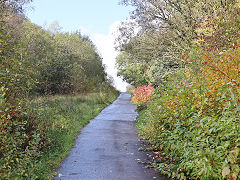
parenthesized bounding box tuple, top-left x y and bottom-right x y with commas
(137, 47, 240, 179)
(0, 2, 41, 178)
(132, 85, 154, 111)
(132, 85, 154, 103)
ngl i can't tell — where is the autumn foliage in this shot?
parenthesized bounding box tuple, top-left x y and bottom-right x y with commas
(134, 10, 240, 180)
(136, 46, 240, 179)
(132, 85, 154, 103)
(200, 48, 239, 93)
(179, 46, 240, 114)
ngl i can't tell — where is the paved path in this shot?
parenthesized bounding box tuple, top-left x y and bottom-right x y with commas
(55, 93, 167, 180)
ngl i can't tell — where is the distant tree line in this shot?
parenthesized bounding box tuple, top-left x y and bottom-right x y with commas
(1, 0, 108, 108)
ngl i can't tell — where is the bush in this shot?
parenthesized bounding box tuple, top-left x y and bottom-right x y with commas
(132, 85, 154, 111)
(137, 47, 240, 179)
(0, 14, 39, 178)
(132, 85, 154, 103)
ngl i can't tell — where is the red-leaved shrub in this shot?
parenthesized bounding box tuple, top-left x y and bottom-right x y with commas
(132, 85, 154, 103)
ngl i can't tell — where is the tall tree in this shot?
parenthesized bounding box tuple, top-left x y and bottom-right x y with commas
(116, 0, 239, 86)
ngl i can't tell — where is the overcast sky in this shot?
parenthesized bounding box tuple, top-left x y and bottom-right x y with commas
(26, 0, 133, 92)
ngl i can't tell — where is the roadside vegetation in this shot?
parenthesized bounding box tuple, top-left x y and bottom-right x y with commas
(0, 1, 119, 179)
(117, 0, 239, 179)
(28, 90, 119, 179)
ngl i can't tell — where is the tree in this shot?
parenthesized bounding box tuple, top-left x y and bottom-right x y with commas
(116, 0, 239, 86)
(116, 29, 183, 86)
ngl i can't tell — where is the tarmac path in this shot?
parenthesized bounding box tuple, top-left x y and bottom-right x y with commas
(55, 93, 168, 180)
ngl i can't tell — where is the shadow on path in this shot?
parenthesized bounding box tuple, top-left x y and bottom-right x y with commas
(55, 93, 168, 180)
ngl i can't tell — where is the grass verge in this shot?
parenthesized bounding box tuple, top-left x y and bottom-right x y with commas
(28, 91, 119, 179)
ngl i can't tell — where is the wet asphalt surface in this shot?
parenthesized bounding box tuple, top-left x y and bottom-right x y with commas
(55, 93, 168, 180)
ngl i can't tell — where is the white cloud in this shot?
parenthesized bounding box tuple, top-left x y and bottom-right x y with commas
(79, 22, 129, 92)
